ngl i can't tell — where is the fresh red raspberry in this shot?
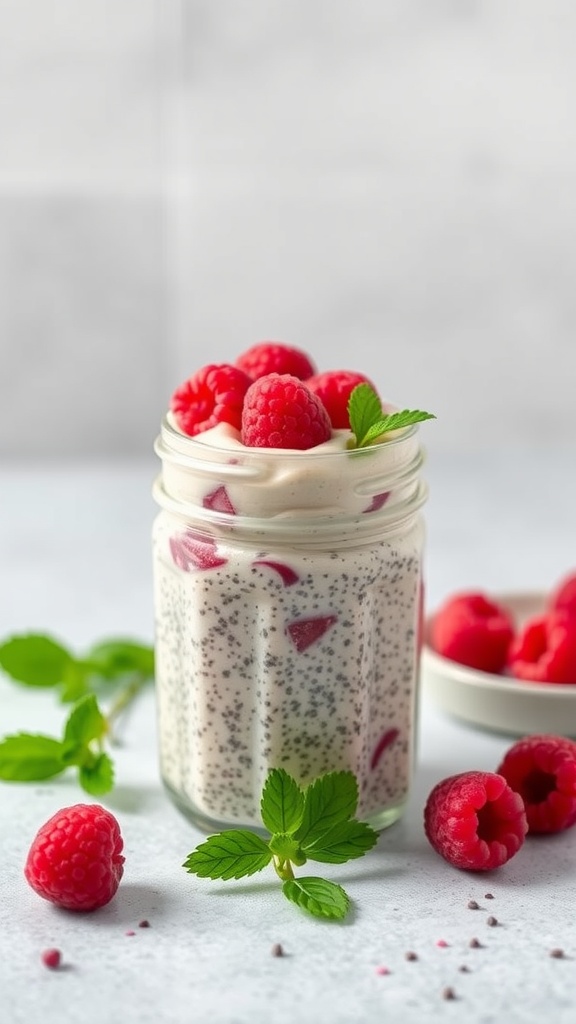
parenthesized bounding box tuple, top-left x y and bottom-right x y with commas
(305, 370, 376, 428)
(430, 592, 515, 674)
(235, 341, 316, 381)
(507, 611, 576, 684)
(549, 570, 576, 618)
(423, 771, 528, 870)
(496, 734, 576, 833)
(24, 804, 125, 912)
(170, 363, 252, 437)
(241, 373, 332, 450)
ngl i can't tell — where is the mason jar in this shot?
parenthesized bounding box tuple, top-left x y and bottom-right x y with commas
(152, 417, 427, 834)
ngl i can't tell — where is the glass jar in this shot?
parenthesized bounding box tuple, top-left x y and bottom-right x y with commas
(152, 417, 428, 833)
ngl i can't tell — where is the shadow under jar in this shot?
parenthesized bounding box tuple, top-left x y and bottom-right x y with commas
(152, 418, 428, 834)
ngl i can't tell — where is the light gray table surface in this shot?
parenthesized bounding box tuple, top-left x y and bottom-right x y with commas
(0, 451, 575, 1024)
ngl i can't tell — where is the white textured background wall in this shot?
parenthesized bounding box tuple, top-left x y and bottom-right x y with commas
(1, 0, 576, 459)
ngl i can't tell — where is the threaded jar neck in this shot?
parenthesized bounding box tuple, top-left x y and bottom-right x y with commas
(153, 416, 427, 546)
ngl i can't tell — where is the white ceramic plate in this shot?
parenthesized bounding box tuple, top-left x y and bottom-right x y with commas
(421, 591, 576, 737)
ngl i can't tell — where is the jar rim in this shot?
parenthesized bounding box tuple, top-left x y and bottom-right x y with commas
(156, 414, 420, 462)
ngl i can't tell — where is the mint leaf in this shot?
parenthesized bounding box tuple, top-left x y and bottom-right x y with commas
(63, 694, 107, 747)
(79, 752, 115, 796)
(260, 767, 305, 835)
(85, 640, 155, 680)
(300, 818, 378, 864)
(0, 734, 65, 781)
(184, 830, 272, 880)
(348, 384, 383, 448)
(293, 771, 358, 847)
(347, 383, 435, 449)
(59, 660, 93, 703)
(361, 409, 436, 446)
(282, 877, 350, 920)
(0, 634, 73, 688)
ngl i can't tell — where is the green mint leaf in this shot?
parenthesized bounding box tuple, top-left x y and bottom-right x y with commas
(361, 409, 436, 447)
(300, 818, 378, 864)
(268, 833, 307, 866)
(0, 634, 73, 688)
(63, 694, 107, 747)
(183, 830, 272, 881)
(0, 733, 65, 781)
(282, 877, 350, 920)
(348, 384, 383, 448)
(79, 752, 115, 796)
(347, 383, 435, 448)
(293, 771, 358, 847)
(59, 660, 93, 703)
(85, 640, 155, 681)
(260, 767, 305, 835)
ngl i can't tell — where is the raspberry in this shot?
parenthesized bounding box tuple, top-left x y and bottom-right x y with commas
(240, 373, 332, 450)
(430, 592, 515, 674)
(496, 734, 576, 833)
(170, 363, 252, 437)
(305, 370, 376, 428)
(24, 804, 125, 911)
(424, 771, 528, 870)
(549, 570, 576, 618)
(235, 341, 316, 381)
(507, 611, 576, 683)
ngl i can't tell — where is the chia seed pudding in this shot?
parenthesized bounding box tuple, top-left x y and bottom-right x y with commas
(153, 418, 427, 832)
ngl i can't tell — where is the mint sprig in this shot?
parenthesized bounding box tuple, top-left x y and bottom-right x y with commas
(0, 632, 155, 795)
(347, 383, 436, 449)
(0, 632, 154, 703)
(0, 693, 112, 795)
(183, 768, 378, 921)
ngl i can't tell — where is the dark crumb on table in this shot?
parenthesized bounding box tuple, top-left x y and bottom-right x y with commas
(138, 920, 151, 928)
(469, 938, 483, 949)
(405, 951, 418, 961)
(467, 899, 480, 910)
(484, 892, 494, 899)
(442, 986, 457, 1000)
(550, 948, 565, 959)
(458, 965, 471, 973)
(487, 916, 498, 927)
(271, 943, 284, 957)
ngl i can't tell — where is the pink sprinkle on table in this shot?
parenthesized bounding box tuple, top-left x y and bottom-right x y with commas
(125, 930, 136, 937)
(436, 939, 449, 948)
(375, 965, 391, 975)
(41, 948, 61, 970)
